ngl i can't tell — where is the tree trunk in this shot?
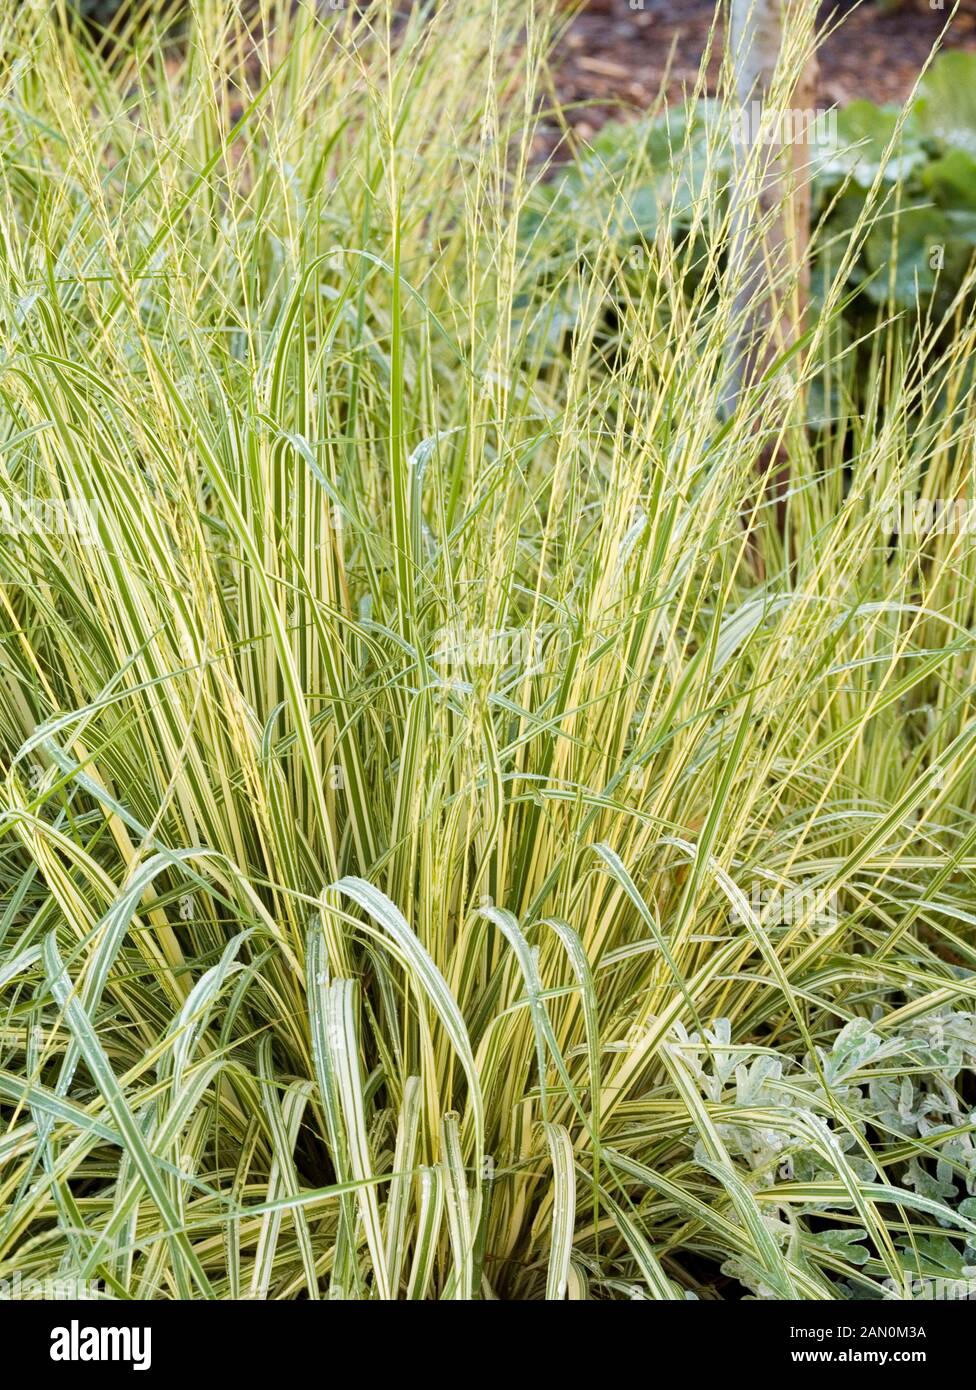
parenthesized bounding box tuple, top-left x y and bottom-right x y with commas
(723, 0, 818, 483)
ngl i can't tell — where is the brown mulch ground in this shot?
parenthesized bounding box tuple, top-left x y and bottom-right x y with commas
(547, 0, 976, 146)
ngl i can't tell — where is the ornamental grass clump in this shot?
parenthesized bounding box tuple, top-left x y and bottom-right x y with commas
(1, 1, 976, 1300)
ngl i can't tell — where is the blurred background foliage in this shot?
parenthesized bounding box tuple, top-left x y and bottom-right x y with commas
(528, 50, 976, 318)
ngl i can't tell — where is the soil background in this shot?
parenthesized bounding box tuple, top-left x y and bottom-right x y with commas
(550, 1, 976, 144)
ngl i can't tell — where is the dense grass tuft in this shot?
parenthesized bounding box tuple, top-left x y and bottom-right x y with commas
(2, 1, 976, 1299)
